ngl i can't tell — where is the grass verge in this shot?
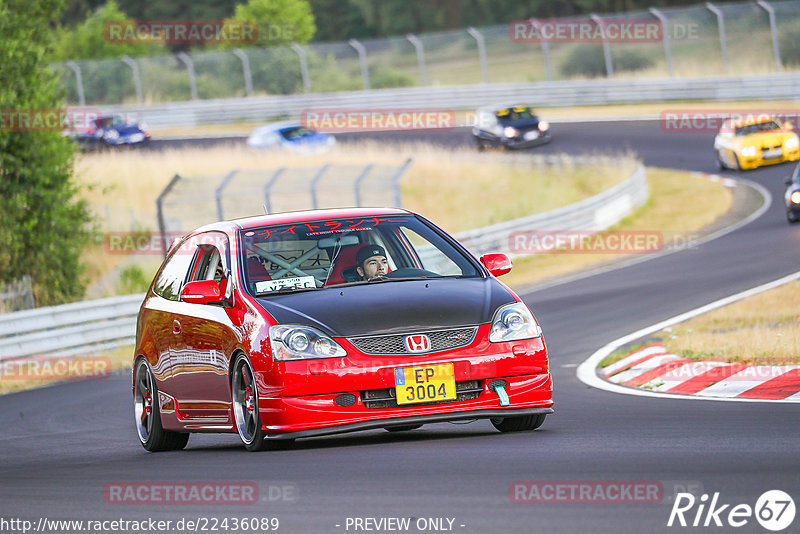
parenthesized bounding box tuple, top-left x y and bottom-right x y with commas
(502, 167, 733, 289)
(657, 280, 800, 366)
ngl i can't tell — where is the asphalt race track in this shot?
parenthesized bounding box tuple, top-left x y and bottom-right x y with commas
(2, 121, 799, 534)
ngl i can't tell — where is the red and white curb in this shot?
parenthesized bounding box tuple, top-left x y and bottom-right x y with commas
(577, 270, 800, 403)
(604, 343, 800, 401)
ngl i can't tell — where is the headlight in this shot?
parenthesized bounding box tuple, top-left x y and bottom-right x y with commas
(488, 302, 542, 343)
(269, 325, 346, 360)
(784, 136, 799, 150)
(741, 146, 757, 157)
(503, 126, 519, 138)
(538, 120, 549, 132)
(791, 191, 800, 204)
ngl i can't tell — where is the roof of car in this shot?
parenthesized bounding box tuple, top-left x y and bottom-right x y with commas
(190, 207, 414, 234)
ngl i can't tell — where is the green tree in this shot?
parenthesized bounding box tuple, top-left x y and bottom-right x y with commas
(225, 0, 316, 47)
(0, 0, 93, 305)
(51, 0, 167, 61)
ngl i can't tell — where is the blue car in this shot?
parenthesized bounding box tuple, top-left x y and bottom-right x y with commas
(247, 122, 336, 154)
(71, 115, 150, 150)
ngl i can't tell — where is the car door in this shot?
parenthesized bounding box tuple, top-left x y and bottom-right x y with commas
(170, 234, 238, 421)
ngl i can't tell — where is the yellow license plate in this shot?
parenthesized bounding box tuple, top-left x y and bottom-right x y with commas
(394, 364, 456, 405)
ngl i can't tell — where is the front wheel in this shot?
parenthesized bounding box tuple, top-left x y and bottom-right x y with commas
(134, 358, 189, 452)
(491, 414, 546, 433)
(232, 354, 271, 451)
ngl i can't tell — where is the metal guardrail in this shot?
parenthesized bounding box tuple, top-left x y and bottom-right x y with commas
(97, 73, 800, 130)
(0, 158, 645, 360)
(0, 294, 144, 360)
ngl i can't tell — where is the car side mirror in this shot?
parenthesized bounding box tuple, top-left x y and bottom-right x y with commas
(181, 280, 222, 305)
(785, 121, 794, 131)
(480, 253, 512, 277)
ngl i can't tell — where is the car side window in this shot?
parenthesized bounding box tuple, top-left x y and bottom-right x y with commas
(153, 240, 195, 301)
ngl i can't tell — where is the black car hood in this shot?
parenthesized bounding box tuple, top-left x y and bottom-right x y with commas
(254, 277, 515, 337)
(500, 117, 540, 130)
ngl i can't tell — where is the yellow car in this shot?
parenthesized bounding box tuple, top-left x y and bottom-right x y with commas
(714, 117, 800, 170)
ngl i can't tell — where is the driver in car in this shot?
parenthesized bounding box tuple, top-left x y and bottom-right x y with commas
(356, 244, 389, 280)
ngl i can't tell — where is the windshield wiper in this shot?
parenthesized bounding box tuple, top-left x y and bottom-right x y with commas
(328, 276, 435, 288)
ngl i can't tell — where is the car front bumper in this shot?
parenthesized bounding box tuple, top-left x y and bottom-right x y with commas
(258, 371, 553, 438)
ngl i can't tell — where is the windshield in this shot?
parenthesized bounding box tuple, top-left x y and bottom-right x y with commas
(496, 106, 536, 124)
(280, 126, 315, 140)
(735, 121, 780, 135)
(241, 215, 481, 296)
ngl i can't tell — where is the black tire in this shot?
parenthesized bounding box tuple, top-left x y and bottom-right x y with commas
(490, 414, 546, 433)
(133, 358, 189, 452)
(384, 424, 423, 432)
(232, 353, 268, 451)
(731, 150, 742, 171)
(717, 150, 727, 170)
(788, 211, 799, 224)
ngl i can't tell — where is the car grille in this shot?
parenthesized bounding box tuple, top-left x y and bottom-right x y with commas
(347, 327, 478, 355)
(361, 380, 483, 409)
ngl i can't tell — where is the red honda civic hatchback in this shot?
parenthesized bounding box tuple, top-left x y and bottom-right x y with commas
(133, 208, 553, 451)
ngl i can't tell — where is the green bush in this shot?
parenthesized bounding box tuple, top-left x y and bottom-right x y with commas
(560, 43, 654, 78)
(370, 65, 415, 89)
(116, 264, 151, 295)
(779, 27, 800, 67)
(0, 0, 93, 305)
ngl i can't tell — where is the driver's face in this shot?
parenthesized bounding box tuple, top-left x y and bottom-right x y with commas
(358, 255, 388, 279)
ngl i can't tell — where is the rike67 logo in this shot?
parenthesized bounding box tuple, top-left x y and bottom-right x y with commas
(668, 490, 795, 531)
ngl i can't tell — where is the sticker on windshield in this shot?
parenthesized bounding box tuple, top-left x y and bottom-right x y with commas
(256, 276, 316, 293)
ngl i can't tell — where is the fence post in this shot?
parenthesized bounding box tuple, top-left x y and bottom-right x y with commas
(263, 168, 286, 214)
(406, 34, 428, 86)
(528, 19, 553, 81)
(391, 158, 414, 208)
(215, 170, 239, 221)
(649, 8, 674, 77)
(590, 14, 614, 78)
(176, 52, 199, 100)
(353, 164, 374, 207)
(757, 0, 782, 72)
(705, 2, 729, 74)
(156, 174, 182, 257)
(64, 61, 86, 106)
(121, 56, 144, 104)
(310, 164, 331, 209)
(466, 27, 489, 83)
(232, 48, 254, 96)
(290, 44, 311, 94)
(348, 39, 371, 90)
